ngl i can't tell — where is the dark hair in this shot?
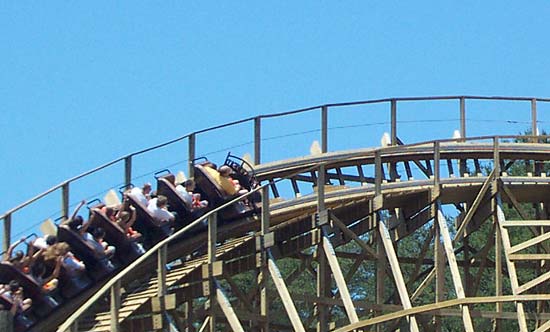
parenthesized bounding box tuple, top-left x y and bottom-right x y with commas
(9, 250, 24, 263)
(45, 235, 58, 246)
(8, 280, 19, 293)
(68, 215, 84, 231)
(92, 227, 106, 239)
(156, 195, 168, 207)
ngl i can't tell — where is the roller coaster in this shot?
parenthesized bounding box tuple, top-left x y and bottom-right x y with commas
(3, 96, 550, 332)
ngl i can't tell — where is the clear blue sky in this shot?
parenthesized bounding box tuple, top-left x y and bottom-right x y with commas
(2, 2, 550, 239)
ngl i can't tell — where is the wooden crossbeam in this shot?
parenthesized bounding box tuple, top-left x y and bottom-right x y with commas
(509, 254, 550, 261)
(378, 220, 420, 332)
(496, 195, 529, 332)
(509, 232, 550, 254)
(455, 168, 495, 242)
(516, 270, 550, 294)
(213, 279, 245, 332)
(266, 250, 306, 332)
(502, 220, 550, 227)
(321, 226, 359, 324)
(436, 204, 474, 332)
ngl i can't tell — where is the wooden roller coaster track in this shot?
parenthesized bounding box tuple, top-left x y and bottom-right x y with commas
(5, 96, 550, 332)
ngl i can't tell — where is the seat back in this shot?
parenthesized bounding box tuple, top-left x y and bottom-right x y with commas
(126, 193, 172, 245)
(0, 262, 58, 316)
(194, 164, 226, 205)
(89, 209, 142, 264)
(156, 175, 194, 226)
(57, 225, 114, 280)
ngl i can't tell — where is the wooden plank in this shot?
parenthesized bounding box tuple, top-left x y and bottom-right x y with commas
(509, 232, 550, 254)
(496, 195, 529, 332)
(332, 294, 550, 332)
(436, 204, 474, 332)
(378, 220, 419, 332)
(509, 254, 550, 261)
(455, 168, 495, 241)
(214, 279, 245, 332)
(321, 226, 359, 324)
(534, 318, 550, 332)
(267, 250, 306, 332)
(502, 220, 550, 227)
(517, 270, 550, 294)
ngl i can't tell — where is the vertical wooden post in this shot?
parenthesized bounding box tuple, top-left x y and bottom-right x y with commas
(188, 133, 196, 179)
(375, 208, 384, 332)
(316, 164, 328, 332)
(259, 186, 270, 332)
(391, 100, 397, 145)
(3, 214, 11, 254)
(208, 213, 217, 332)
(124, 155, 132, 189)
(460, 97, 466, 140)
(434, 221, 444, 332)
(110, 280, 121, 332)
(433, 141, 440, 199)
(254, 117, 261, 165)
(532, 98, 538, 143)
(62, 182, 70, 221)
(157, 244, 167, 329)
(321, 106, 328, 153)
(493, 137, 502, 331)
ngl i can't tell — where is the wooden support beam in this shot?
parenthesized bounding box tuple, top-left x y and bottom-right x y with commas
(496, 195, 529, 332)
(110, 280, 121, 332)
(321, 225, 359, 324)
(208, 213, 217, 332)
(502, 220, 550, 227)
(378, 220, 419, 332)
(435, 221, 444, 332)
(509, 231, 550, 254)
(455, 168, 495, 242)
(214, 279, 245, 332)
(436, 203, 475, 332)
(267, 250, 306, 332)
(516, 270, 550, 294)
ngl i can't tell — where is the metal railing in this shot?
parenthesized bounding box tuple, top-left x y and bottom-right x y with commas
(3, 95, 550, 252)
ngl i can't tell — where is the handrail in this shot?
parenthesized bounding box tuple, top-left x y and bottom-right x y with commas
(3, 96, 550, 225)
(56, 182, 267, 332)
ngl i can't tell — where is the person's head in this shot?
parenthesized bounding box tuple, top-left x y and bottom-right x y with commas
(8, 280, 20, 293)
(156, 195, 168, 208)
(45, 235, 57, 246)
(9, 250, 24, 263)
(118, 211, 130, 223)
(68, 215, 84, 231)
(142, 183, 152, 195)
(218, 165, 233, 177)
(183, 179, 196, 191)
(92, 227, 106, 240)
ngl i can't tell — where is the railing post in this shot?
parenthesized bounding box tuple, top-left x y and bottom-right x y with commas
(188, 133, 196, 179)
(259, 186, 270, 332)
(208, 213, 217, 332)
(391, 100, 397, 145)
(124, 155, 132, 189)
(156, 244, 167, 330)
(110, 280, 121, 332)
(254, 117, 261, 165)
(433, 141, 440, 199)
(460, 97, 466, 140)
(321, 106, 328, 153)
(532, 98, 538, 142)
(62, 182, 69, 221)
(3, 214, 11, 254)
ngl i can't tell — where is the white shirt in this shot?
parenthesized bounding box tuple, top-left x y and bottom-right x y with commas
(147, 198, 175, 222)
(130, 187, 148, 206)
(175, 185, 193, 207)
